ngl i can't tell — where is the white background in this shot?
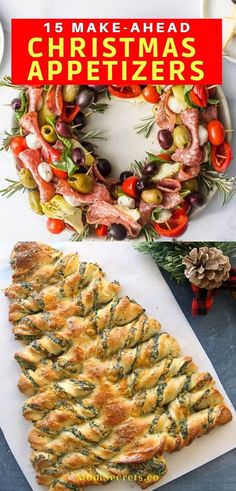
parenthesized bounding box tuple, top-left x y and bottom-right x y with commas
(0, 0, 235, 241)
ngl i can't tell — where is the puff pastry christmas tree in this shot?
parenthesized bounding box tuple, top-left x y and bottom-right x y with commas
(5, 242, 232, 490)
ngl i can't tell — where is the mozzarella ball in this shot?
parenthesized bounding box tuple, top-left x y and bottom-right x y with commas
(38, 162, 53, 182)
(118, 195, 136, 209)
(25, 133, 41, 150)
(198, 125, 209, 146)
(64, 194, 80, 207)
(167, 95, 183, 114)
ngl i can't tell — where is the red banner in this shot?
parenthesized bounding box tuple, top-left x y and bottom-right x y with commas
(11, 18, 222, 85)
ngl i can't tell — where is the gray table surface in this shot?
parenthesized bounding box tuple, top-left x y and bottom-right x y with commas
(0, 269, 235, 491)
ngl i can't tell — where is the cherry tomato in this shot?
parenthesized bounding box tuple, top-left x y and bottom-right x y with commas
(189, 85, 208, 108)
(211, 142, 232, 172)
(108, 85, 142, 99)
(47, 218, 66, 234)
(10, 136, 27, 157)
(121, 176, 139, 198)
(48, 148, 61, 164)
(207, 120, 225, 146)
(95, 224, 108, 237)
(173, 200, 190, 218)
(51, 166, 68, 179)
(153, 214, 188, 238)
(142, 85, 160, 104)
(61, 103, 80, 123)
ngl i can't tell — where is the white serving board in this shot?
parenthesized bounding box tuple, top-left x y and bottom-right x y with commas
(0, 241, 235, 491)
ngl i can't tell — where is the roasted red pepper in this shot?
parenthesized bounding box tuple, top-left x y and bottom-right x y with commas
(189, 85, 208, 108)
(211, 141, 232, 172)
(108, 85, 142, 99)
(153, 214, 188, 238)
(61, 103, 80, 123)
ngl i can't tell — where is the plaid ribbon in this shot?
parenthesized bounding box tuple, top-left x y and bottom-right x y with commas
(191, 267, 236, 316)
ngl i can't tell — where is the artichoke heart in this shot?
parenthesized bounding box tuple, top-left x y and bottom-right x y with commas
(41, 195, 84, 233)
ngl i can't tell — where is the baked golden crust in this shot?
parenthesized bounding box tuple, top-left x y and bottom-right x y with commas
(5, 242, 232, 490)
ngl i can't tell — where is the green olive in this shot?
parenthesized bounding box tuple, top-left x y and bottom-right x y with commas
(141, 188, 163, 205)
(19, 168, 37, 189)
(41, 124, 57, 144)
(68, 173, 93, 194)
(38, 95, 55, 127)
(110, 184, 123, 200)
(173, 125, 191, 148)
(63, 85, 80, 103)
(182, 178, 199, 193)
(28, 191, 44, 215)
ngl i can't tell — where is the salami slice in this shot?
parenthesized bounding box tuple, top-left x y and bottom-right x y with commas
(27, 87, 43, 112)
(156, 178, 182, 193)
(200, 104, 218, 124)
(86, 201, 141, 237)
(56, 179, 113, 205)
(46, 85, 63, 116)
(177, 165, 200, 182)
(19, 112, 57, 162)
(155, 90, 176, 132)
(172, 109, 203, 166)
(19, 149, 55, 203)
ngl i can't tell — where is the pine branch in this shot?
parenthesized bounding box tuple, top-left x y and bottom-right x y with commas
(0, 179, 25, 198)
(135, 242, 236, 282)
(135, 115, 155, 138)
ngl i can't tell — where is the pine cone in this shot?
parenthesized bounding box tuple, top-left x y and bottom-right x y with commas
(182, 247, 231, 290)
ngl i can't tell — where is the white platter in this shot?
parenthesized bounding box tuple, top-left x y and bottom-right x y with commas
(0, 22, 4, 67)
(201, 0, 236, 64)
(0, 241, 235, 491)
(7, 85, 232, 236)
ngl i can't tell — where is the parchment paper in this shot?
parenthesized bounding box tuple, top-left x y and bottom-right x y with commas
(0, 241, 235, 491)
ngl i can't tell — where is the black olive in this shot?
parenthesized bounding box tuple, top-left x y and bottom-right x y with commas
(158, 129, 173, 150)
(72, 147, 86, 167)
(11, 98, 22, 111)
(142, 162, 158, 176)
(109, 223, 127, 240)
(97, 158, 112, 177)
(120, 171, 133, 183)
(73, 112, 86, 130)
(88, 85, 107, 93)
(82, 141, 95, 154)
(188, 192, 205, 207)
(136, 177, 152, 192)
(76, 89, 94, 108)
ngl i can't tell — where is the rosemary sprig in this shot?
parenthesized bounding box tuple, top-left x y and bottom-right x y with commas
(136, 241, 236, 282)
(89, 102, 109, 113)
(0, 75, 24, 91)
(135, 114, 155, 138)
(199, 165, 236, 205)
(130, 159, 146, 177)
(0, 128, 21, 151)
(78, 129, 105, 142)
(141, 224, 159, 243)
(69, 224, 90, 242)
(0, 179, 25, 198)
